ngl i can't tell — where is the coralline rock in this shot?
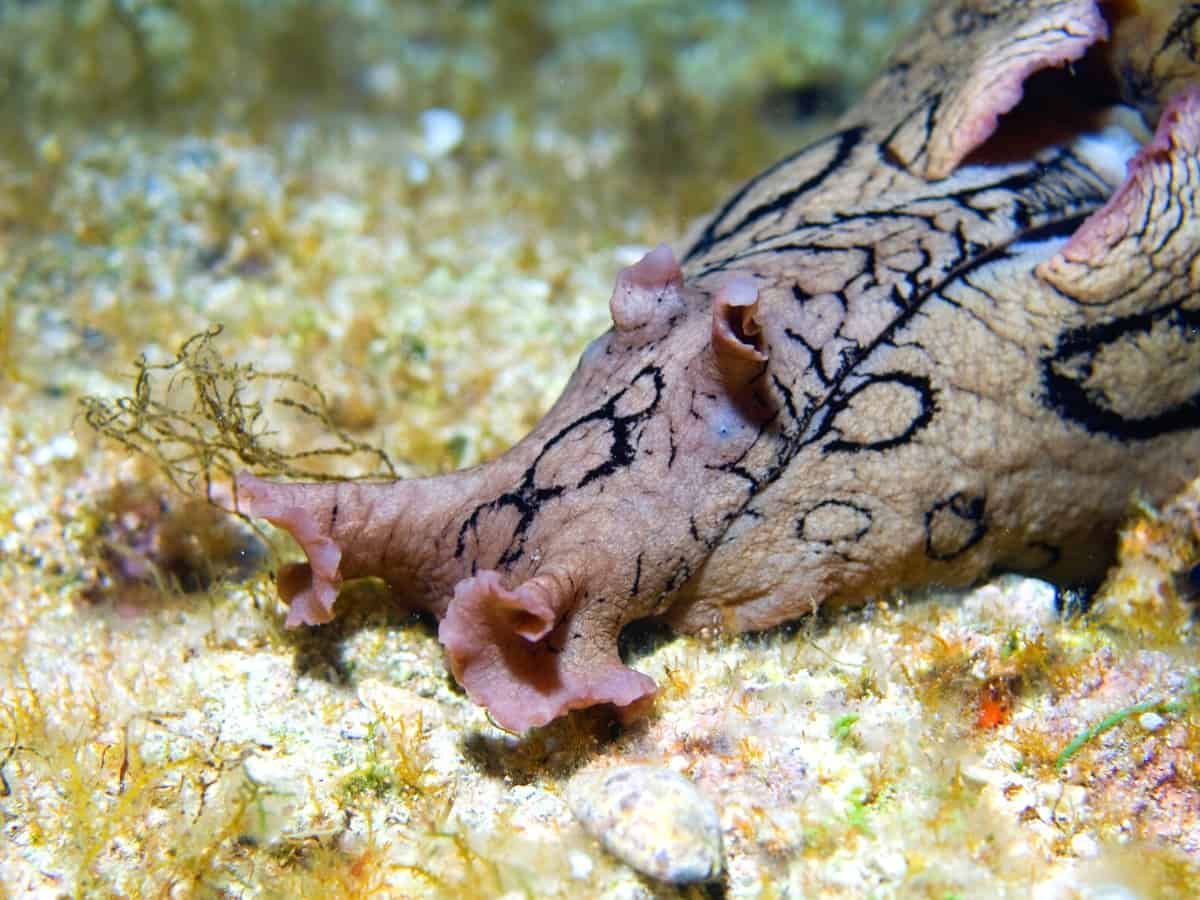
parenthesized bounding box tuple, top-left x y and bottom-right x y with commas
(567, 764, 723, 884)
(961, 574, 1060, 632)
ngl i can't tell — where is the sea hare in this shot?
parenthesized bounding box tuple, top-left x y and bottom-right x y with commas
(238, 0, 1200, 731)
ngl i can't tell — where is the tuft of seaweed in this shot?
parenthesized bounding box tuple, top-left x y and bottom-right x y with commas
(79, 325, 396, 503)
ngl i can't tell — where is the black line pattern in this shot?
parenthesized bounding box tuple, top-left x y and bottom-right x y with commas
(1042, 305, 1200, 439)
(455, 365, 665, 565)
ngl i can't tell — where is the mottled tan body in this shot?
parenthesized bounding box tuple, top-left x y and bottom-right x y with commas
(240, 0, 1200, 730)
(671, 1, 1200, 631)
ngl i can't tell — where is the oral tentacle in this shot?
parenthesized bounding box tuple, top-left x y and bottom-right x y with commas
(438, 567, 657, 731)
(234, 470, 492, 625)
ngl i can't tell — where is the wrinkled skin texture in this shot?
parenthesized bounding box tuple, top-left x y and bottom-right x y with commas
(238, 0, 1200, 731)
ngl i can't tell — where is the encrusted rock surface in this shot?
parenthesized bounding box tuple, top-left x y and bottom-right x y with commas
(568, 765, 724, 884)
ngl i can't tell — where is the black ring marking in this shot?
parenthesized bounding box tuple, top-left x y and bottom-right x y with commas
(817, 372, 938, 453)
(924, 492, 987, 561)
(1041, 304, 1200, 440)
(796, 499, 873, 545)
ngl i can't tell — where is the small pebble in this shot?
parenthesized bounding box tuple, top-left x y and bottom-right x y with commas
(1139, 712, 1165, 732)
(567, 850, 594, 880)
(419, 108, 464, 157)
(567, 765, 723, 884)
(962, 574, 1058, 631)
(1070, 831, 1099, 858)
(872, 849, 908, 881)
(37, 133, 63, 165)
(406, 156, 430, 184)
(31, 434, 78, 466)
(363, 62, 404, 103)
(1081, 884, 1139, 900)
(339, 708, 374, 740)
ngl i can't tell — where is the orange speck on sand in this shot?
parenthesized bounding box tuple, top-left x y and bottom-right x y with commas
(976, 679, 1011, 729)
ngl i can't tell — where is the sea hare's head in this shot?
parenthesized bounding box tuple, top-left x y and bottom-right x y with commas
(238, 243, 776, 731)
(437, 244, 777, 730)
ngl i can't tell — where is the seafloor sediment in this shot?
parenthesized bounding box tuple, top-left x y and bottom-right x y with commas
(2, 2, 1199, 897)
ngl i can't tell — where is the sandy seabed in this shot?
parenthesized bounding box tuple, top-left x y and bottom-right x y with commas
(2, 1, 1200, 897)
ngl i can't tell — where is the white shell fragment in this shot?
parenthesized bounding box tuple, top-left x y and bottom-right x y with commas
(567, 765, 724, 884)
(419, 107, 464, 157)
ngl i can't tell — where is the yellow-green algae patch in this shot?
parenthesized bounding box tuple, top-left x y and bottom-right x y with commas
(5, 1, 1200, 897)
